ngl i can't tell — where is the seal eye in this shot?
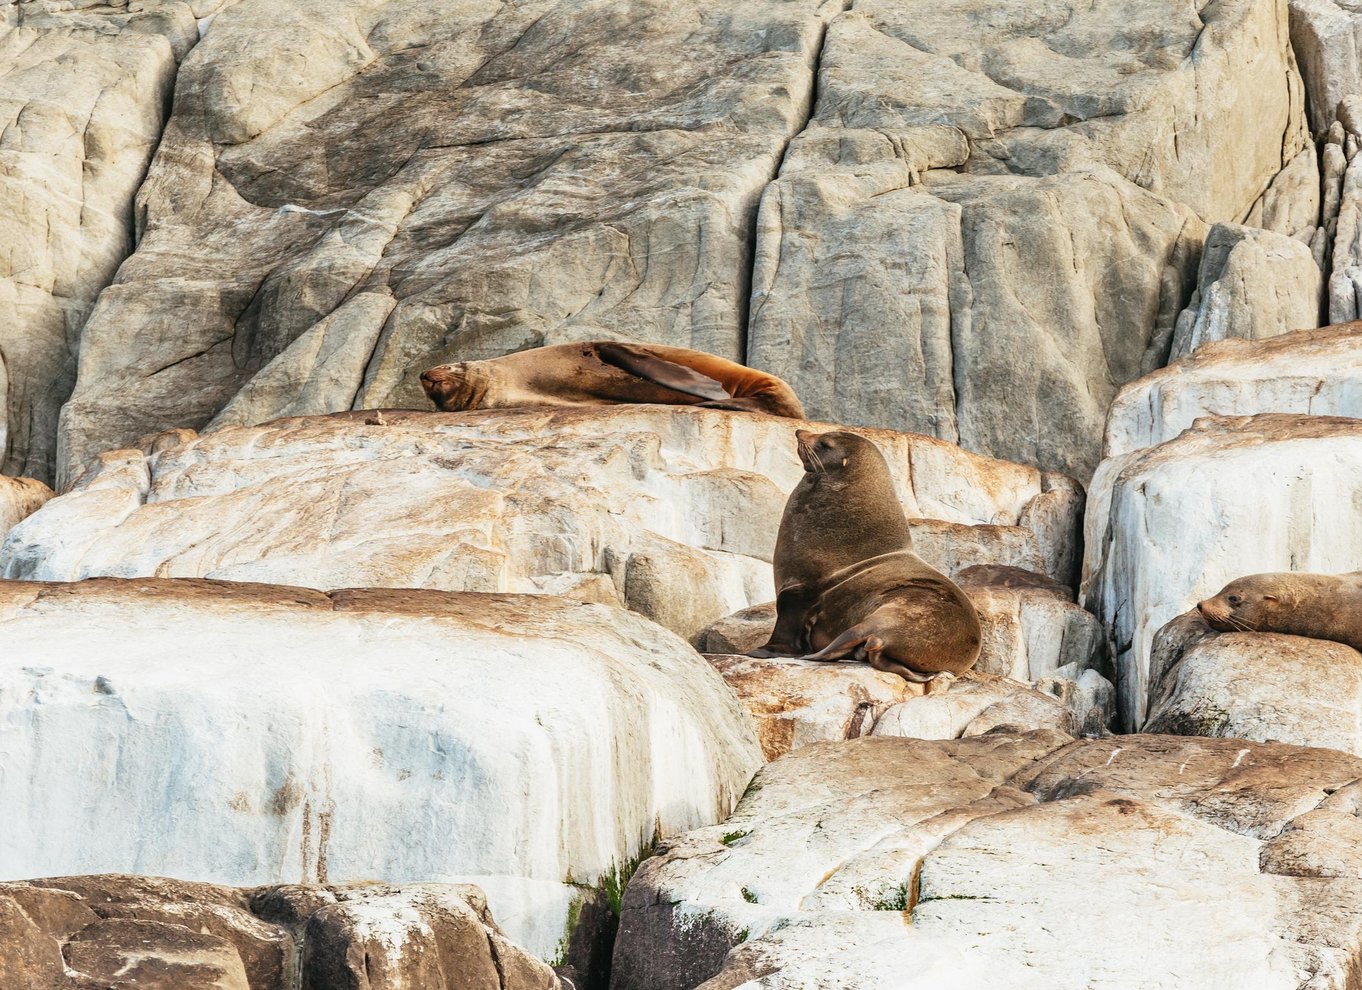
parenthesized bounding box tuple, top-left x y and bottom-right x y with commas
(1227, 595, 1242, 607)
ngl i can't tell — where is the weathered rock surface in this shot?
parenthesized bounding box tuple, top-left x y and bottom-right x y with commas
(1290, 0, 1362, 132)
(1104, 323, 1362, 457)
(1169, 223, 1322, 360)
(0, 474, 51, 536)
(747, 0, 1308, 480)
(0, 1, 205, 483)
(3, 408, 1083, 641)
(53, 0, 844, 484)
(0, 577, 761, 959)
(614, 732, 1362, 990)
(0, 874, 559, 990)
(1145, 610, 1362, 755)
(1084, 413, 1362, 728)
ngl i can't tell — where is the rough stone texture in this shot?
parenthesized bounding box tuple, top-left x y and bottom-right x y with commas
(53, 0, 842, 485)
(3, 408, 1083, 642)
(0, 474, 51, 536)
(1327, 131, 1362, 321)
(0, 874, 559, 990)
(747, 0, 1308, 480)
(1084, 414, 1362, 728)
(703, 654, 1078, 762)
(0, 577, 761, 959)
(1169, 223, 1322, 360)
(0, 1, 203, 483)
(1144, 610, 1362, 754)
(1105, 324, 1362, 457)
(614, 732, 1362, 990)
(1290, 0, 1362, 133)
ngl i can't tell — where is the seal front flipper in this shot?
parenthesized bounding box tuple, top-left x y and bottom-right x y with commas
(596, 342, 733, 402)
(748, 583, 816, 658)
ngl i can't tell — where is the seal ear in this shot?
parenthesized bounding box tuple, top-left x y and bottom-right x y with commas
(596, 342, 732, 402)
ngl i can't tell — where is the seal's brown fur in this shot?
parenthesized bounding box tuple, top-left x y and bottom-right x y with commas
(1198, 572, 1362, 652)
(420, 342, 804, 418)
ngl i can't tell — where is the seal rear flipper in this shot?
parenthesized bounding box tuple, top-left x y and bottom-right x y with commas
(596, 342, 733, 402)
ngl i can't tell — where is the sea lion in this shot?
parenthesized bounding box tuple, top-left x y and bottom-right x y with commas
(799, 550, 982, 682)
(420, 342, 804, 418)
(1197, 572, 1362, 652)
(750, 430, 914, 657)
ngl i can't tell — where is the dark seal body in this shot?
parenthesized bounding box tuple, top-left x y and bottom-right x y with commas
(1198, 572, 1362, 652)
(420, 342, 804, 418)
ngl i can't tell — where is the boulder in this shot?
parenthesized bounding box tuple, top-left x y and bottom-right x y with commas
(0, 578, 762, 959)
(0, 475, 52, 537)
(614, 732, 1362, 990)
(747, 0, 1309, 480)
(1168, 223, 1322, 360)
(1104, 324, 1362, 457)
(1084, 413, 1362, 728)
(0, 874, 558, 990)
(0, 1, 203, 483)
(3, 408, 1083, 642)
(53, 0, 843, 484)
(1144, 610, 1362, 754)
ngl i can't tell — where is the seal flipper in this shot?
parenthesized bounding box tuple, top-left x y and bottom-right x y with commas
(747, 583, 816, 658)
(596, 342, 733, 402)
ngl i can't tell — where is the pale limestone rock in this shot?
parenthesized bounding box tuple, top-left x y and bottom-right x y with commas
(1084, 414, 1362, 728)
(0, 1, 199, 482)
(0, 578, 761, 959)
(1144, 612, 1362, 754)
(615, 733, 1362, 990)
(0, 875, 558, 990)
(1329, 148, 1362, 321)
(1245, 146, 1322, 241)
(4, 408, 1082, 642)
(1290, 0, 1362, 133)
(748, 0, 1307, 480)
(54, 0, 841, 485)
(1169, 224, 1322, 359)
(0, 475, 52, 536)
(1105, 324, 1362, 458)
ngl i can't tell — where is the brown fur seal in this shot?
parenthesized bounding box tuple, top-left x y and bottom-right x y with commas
(750, 430, 914, 657)
(1198, 572, 1362, 652)
(800, 551, 982, 682)
(420, 342, 804, 418)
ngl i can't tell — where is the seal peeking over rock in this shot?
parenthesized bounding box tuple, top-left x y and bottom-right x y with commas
(1198, 572, 1362, 652)
(750, 429, 981, 683)
(420, 342, 804, 418)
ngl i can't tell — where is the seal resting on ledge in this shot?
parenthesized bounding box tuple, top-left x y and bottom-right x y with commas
(749, 429, 981, 684)
(420, 341, 804, 418)
(1198, 572, 1362, 652)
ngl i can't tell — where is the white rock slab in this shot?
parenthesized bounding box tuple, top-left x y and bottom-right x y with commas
(1144, 611, 1362, 754)
(0, 578, 762, 960)
(2, 408, 1083, 642)
(1104, 323, 1362, 458)
(1083, 413, 1362, 728)
(1168, 223, 1321, 360)
(615, 732, 1362, 990)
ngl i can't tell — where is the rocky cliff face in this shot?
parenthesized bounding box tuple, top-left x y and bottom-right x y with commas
(4, 0, 1362, 987)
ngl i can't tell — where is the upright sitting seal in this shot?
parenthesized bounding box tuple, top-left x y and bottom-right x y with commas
(1198, 572, 1362, 652)
(420, 342, 804, 418)
(750, 429, 981, 683)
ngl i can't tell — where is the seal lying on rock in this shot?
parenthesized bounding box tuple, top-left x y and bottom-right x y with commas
(750, 429, 981, 683)
(420, 342, 804, 418)
(1198, 572, 1362, 652)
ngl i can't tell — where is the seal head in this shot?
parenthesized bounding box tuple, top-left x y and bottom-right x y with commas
(421, 362, 492, 411)
(1198, 571, 1362, 652)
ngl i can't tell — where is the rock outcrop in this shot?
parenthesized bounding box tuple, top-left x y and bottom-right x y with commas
(1145, 610, 1362, 755)
(0, 474, 51, 536)
(2, 408, 1082, 641)
(1084, 413, 1362, 728)
(1105, 324, 1362, 457)
(0, 1, 204, 483)
(0, 874, 559, 990)
(614, 731, 1362, 990)
(0, 578, 761, 959)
